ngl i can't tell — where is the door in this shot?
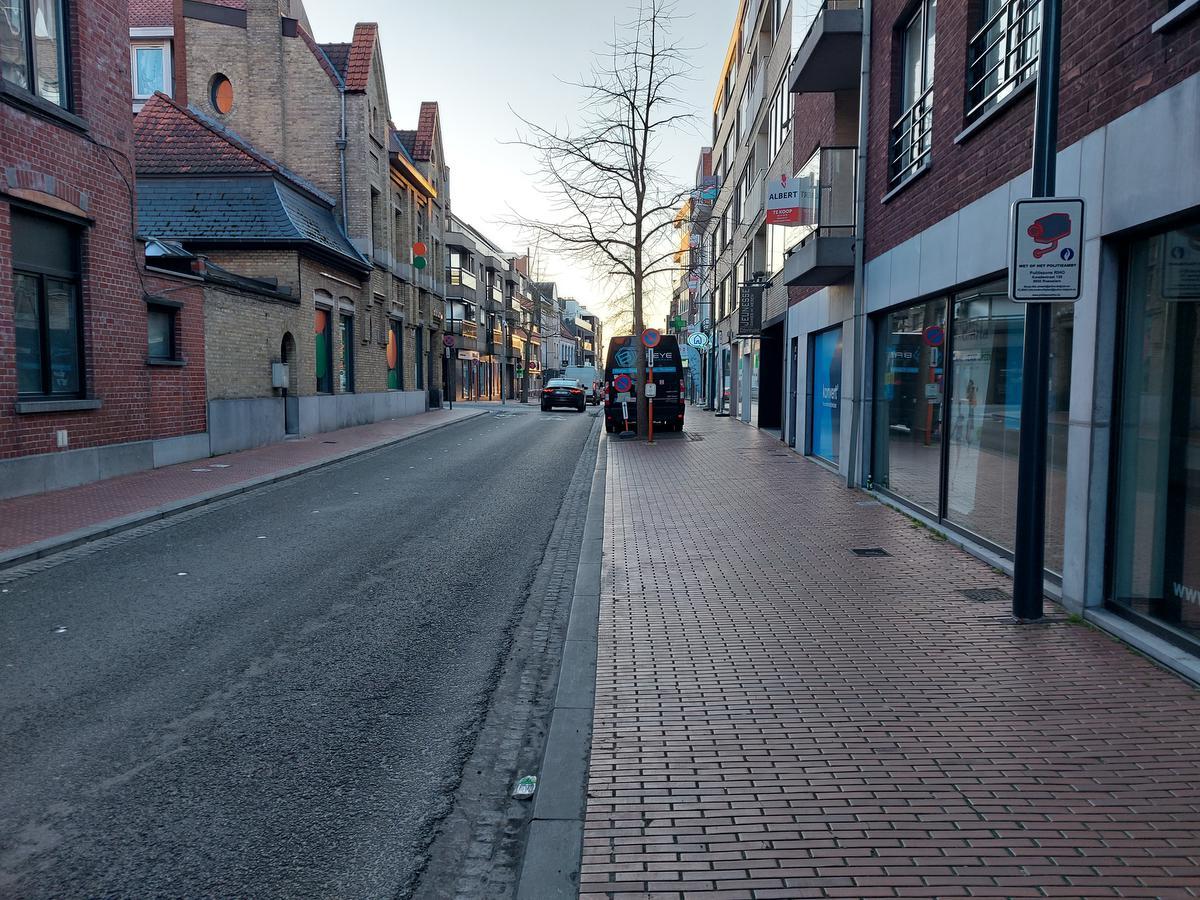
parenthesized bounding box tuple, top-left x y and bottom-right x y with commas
(788, 336, 799, 447)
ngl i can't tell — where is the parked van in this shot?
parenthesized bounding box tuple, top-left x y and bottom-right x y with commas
(563, 366, 601, 404)
(603, 335, 685, 433)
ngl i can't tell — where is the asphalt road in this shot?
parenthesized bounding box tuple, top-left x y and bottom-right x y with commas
(0, 404, 596, 898)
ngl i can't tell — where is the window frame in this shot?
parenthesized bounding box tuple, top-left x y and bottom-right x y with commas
(0, 0, 72, 110)
(339, 312, 355, 392)
(890, 0, 937, 185)
(145, 302, 180, 362)
(130, 40, 171, 101)
(964, 0, 1041, 123)
(12, 208, 84, 398)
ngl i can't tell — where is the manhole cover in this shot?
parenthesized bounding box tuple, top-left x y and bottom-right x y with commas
(959, 588, 1011, 603)
(851, 547, 890, 558)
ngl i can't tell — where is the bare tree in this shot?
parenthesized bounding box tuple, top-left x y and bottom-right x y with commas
(511, 0, 693, 437)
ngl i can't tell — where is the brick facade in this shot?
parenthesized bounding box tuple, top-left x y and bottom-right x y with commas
(864, 0, 1200, 262)
(1, 0, 206, 468)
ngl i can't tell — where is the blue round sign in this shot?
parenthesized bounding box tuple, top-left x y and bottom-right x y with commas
(641, 328, 661, 349)
(1060, 247, 1075, 261)
(614, 374, 632, 392)
(923, 324, 945, 347)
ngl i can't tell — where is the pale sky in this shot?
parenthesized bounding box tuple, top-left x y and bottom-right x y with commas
(305, 0, 736, 328)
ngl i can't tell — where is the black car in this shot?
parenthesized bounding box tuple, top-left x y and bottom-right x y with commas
(603, 334, 685, 433)
(541, 378, 587, 412)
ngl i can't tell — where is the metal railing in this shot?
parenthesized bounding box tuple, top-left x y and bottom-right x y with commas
(966, 0, 1041, 121)
(890, 86, 933, 184)
(789, 146, 857, 249)
(447, 267, 477, 290)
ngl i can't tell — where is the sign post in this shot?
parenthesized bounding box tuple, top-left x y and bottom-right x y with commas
(1011, 0, 1064, 624)
(641, 330, 660, 444)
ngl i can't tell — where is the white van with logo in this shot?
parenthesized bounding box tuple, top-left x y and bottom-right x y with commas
(563, 366, 601, 405)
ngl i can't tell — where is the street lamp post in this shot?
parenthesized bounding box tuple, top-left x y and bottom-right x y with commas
(1011, 0, 1063, 622)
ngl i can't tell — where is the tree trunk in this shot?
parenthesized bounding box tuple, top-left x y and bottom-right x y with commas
(633, 272, 649, 438)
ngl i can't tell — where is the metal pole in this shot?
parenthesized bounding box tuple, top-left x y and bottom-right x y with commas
(1012, 0, 1062, 622)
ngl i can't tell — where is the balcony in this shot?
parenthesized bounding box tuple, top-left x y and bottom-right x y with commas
(446, 267, 477, 301)
(742, 168, 766, 226)
(789, 0, 863, 94)
(781, 147, 856, 287)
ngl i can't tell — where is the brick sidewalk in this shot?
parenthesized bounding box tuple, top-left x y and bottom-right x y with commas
(0, 407, 484, 557)
(581, 413, 1200, 899)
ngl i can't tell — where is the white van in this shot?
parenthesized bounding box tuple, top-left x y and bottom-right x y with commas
(563, 366, 601, 405)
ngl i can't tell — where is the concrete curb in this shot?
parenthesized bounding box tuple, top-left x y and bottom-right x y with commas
(516, 430, 607, 900)
(0, 410, 489, 572)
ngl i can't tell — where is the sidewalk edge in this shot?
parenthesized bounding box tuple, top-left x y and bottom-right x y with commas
(515, 431, 607, 900)
(0, 410, 489, 572)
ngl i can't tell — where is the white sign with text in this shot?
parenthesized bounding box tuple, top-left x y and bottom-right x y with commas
(1009, 198, 1084, 302)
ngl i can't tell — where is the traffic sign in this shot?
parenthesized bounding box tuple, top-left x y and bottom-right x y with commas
(1009, 197, 1084, 301)
(443, 334, 455, 347)
(640, 328, 661, 349)
(922, 324, 944, 347)
(614, 373, 633, 392)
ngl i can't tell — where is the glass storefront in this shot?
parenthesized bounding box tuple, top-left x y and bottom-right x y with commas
(872, 277, 1073, 572)
(873, 298, 946, 512)
(1112, 221, 1200, 645)
(808, 326, 843, 464)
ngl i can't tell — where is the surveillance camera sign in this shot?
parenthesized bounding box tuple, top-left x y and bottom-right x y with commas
(1009, 198, 1084, 302)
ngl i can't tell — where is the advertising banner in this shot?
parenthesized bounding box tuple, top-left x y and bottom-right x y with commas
(766, 173, 816, 226)
(737, 283, 764, 336)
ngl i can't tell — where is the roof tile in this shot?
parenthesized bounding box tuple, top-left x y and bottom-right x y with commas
(344, 23, 377, 92)
(128, 0, 172, 28)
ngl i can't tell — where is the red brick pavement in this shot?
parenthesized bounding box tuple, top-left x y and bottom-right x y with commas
(0, 408, 484, 555)
(581, 413, 1200, 899)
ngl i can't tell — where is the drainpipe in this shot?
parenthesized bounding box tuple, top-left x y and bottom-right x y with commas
(845, 0, 872, 490)
(337, 85, 349, 233)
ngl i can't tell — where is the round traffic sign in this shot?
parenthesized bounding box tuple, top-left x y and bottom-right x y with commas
(640, 328, 661, 349)
(922, 324, 944, 347)
(614, 374, 633, 392)
(443, 334, 455, 347)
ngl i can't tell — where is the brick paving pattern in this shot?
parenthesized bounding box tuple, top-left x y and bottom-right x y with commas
(581, 413, 1200, 899)
(0, 408, 482, 555)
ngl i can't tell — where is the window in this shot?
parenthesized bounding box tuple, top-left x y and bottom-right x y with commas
(339, 314, 354, 392)
(147, 304, 178, 360)
(767, 78, 790, 164)
(131, 42, 170, 100)
(414, 327, 425, 389)
(13, 210, 82, 397)
(314, 305, 333, 393)
(1111, 221, 1200, 647)
(0, 0, 68, 107)
(891, 0, 936, 183)
(370, 188, 382, 260)
(210, 73, 233, 115)
(966, 0, 1041, 122)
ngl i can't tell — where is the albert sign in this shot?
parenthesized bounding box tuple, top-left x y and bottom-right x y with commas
(766, 174, 813, 226)
(1009, 198, 1084, 302)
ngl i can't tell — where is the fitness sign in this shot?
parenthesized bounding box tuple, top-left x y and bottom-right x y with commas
(1009, 198, 1084, 302)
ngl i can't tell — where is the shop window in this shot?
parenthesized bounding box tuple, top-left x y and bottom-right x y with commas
(965, 0, 1040, 122)
(1111, 221, 1200, 646)
(12, 210, 82, 397)
(387, 320, 404, 390)
(314, 305, 333, 393)
(891, 0, 936, 183)
(872, 297, 947, 512)
(944, 278, 1071, 568)
(147, 304, 178, 360)
(210, 73, 233, 115)
(807, 326, 844, 464)
(1, 0, 69, 107)
(339, 313, 354, 392)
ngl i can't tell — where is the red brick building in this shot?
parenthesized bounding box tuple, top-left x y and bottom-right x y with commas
(768, 0, 1200, 672)
(1, 0, 207, 499)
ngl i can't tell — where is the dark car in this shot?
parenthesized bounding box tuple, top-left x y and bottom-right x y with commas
(541, 378, 587, 412)
(603, 334, 685, 433)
